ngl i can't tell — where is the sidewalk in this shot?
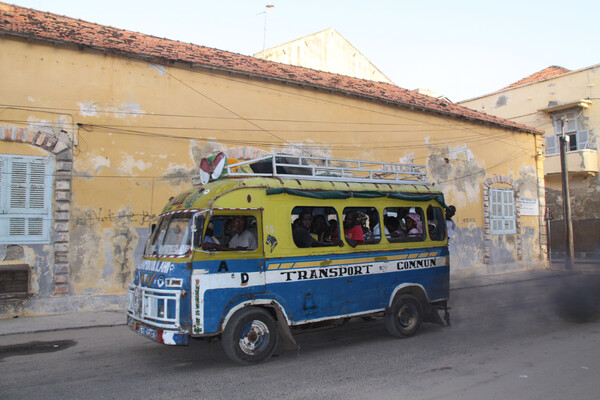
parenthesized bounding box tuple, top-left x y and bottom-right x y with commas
(0, 265, 597, 337)
(0, 310, 126, 337)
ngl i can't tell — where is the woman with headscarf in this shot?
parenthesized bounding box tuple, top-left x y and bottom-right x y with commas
(405, 212, 423, 236)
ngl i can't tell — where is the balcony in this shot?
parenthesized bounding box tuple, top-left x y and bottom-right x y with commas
(544, 149, 599, 176)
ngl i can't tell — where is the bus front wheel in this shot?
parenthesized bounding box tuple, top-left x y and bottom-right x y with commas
(385, 294, 423, 338)
(222, 307, 279, 365)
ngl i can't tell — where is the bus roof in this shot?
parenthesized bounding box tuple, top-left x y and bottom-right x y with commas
(162, 175, 446, 215)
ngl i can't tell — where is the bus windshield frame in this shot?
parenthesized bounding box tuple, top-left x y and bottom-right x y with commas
(144, 212, 204, 257)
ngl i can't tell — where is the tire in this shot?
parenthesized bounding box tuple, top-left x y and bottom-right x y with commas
(222, 307, 279, 365)
(384, 294, 423, 338)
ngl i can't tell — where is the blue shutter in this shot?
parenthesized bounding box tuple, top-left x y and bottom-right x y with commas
(0, 155, 53, 244)
(489, 187, 516, 234)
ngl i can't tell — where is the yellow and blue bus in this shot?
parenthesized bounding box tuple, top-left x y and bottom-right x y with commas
(127, 154, 450, 364)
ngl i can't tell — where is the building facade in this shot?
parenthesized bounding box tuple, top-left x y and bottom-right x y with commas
(461, 65, 599, 256)
(0, 3, 546, 316)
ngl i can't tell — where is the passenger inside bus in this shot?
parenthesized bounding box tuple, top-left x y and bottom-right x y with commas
(292, 210, 343, 248)
(384, 207, 425, 242)
(310, 214, 330, 242)
(405, 212, 423, 236)
(203, 223, 220, 245)
(343, 210, 365, 247)
(224, 216, 257, 250)
(202, 216, 257, 251)
(427, 205, 446, 241)
(362, 208, 382, 244)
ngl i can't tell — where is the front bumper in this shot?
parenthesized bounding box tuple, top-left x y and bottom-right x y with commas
(127, 316, 189, 345)
(127, 284, 188, 345)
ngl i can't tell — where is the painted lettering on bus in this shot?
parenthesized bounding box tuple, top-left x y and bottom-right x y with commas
(281, 265, 373, 282)
(396, 258, 436, 270)
(137, 259, 175, 273)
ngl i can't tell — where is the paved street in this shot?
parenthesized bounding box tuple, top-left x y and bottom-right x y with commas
(1, 271, 599, 400)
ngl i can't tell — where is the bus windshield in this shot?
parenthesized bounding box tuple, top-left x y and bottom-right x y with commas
(145, 212, 201, 256)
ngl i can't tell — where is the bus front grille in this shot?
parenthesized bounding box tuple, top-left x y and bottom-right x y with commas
(127, 284, 182, 329)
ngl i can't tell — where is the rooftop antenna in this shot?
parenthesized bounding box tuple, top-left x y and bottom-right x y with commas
(257, 5, 275, 51)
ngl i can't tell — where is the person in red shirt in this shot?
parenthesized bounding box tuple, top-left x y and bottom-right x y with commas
(343, 211, 365, 247)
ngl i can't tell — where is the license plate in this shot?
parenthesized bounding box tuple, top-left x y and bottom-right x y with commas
(129, 319, 158, 341)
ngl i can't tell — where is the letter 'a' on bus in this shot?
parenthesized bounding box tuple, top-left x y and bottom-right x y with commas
(127, 154, 451, 364)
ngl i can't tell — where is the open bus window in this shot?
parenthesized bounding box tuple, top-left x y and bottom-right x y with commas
(202, 215, 258, 251)
(342, 207, 380, 246)
(291, 207, 341, 248)
(384, 207, 425, 243)
(427, 205, 447, 241)
(145, 212, 196, 256)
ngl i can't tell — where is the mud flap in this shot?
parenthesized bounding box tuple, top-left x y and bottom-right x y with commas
(274, 307, 299, 351)
(425, 301, 451, 327)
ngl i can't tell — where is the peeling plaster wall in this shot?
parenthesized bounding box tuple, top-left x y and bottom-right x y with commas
(0, 36, 546, 315)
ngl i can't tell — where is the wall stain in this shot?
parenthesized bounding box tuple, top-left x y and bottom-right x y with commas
(70, 208, 105, 293)
(110, 207, 139, 288)
(427, 144, 485, 207)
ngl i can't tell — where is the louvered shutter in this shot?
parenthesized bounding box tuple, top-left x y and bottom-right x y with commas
(546, 135, 557, 155)
(489, 187, 516, 234)
(1, 155, 52, 243)
(577, 130, 589, 150)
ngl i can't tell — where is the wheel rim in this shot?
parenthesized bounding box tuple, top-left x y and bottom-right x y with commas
(238, 319, 270, 355)
(397, 303, 418, 330)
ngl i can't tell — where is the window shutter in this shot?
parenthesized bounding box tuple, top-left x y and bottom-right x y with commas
(565, 111, 577, 132)
(1, 156, 52, 244)
(489, 187, 516, 234)
(10, 161, 28, 209)
(546, 135, 557, 155)
(577, 130, 589, 150)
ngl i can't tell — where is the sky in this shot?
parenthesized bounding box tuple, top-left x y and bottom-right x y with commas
(8, 0, 600, 102)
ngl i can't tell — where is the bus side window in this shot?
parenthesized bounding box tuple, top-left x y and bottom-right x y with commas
(384, 207, 425, 243)
(202, 215, 258, 251)
(342, 207, 379, 246)
(291, 206, 340, 248)
(427, 205, 447, 241)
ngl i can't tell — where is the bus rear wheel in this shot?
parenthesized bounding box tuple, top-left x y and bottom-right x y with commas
(222, 307, 279, 365)
(385, 294, 423, 338)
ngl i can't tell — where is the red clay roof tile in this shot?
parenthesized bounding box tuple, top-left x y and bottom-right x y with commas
(504, 66, 570, 89)
(0, 2, 543, 135)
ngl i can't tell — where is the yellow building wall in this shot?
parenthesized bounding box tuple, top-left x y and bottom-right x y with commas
(0, 37, 546, 313)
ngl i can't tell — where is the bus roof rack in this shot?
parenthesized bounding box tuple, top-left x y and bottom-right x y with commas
(198, 154, 430, 185)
